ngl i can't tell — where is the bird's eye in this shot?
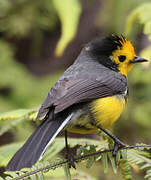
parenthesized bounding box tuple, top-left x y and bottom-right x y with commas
(118, 55, 126, 62)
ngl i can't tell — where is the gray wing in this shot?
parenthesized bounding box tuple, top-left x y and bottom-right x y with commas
(36, 71, 127, 120)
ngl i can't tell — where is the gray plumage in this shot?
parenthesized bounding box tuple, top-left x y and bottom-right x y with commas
(6, 36, 128, 171)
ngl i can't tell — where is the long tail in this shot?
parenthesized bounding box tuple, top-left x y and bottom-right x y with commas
(6, 113, 73, 171)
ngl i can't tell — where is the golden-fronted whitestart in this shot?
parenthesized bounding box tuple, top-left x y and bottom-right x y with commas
(7, 35, 148, 171)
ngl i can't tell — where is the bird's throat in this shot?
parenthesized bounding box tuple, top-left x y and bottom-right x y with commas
(118, 64, 134, 76)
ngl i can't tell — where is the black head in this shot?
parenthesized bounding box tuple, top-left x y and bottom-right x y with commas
(87, 34, 126, 56)
(84, 34, 148, 76)
(85, 34, 127, 71)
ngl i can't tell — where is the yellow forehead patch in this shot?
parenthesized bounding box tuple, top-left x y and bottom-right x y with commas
(112, 38, 135, 62)
(120, 39, 135, 58)
(111, 37, 136, 76)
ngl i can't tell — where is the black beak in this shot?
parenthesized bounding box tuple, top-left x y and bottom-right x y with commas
(130, 56, 148, 64)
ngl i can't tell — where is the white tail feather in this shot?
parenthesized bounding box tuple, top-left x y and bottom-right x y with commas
(39, 113, 73, 160)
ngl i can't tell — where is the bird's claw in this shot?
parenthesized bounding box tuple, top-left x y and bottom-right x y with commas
(112, 139, 126, 156)
(66, 153, 76, 169)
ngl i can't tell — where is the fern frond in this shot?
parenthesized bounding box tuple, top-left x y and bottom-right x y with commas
(119, 159, 132, 180)
(0, 109, 37, 136)
(0, 109, 37, 121)
(0, 142, 23, 167)
(64, 164, 71, 180)
(126, 2, 151, 40)
(43, 137, 108, 161)
(4, 161, 59, 180)
(107, 152, 117, 174)
(2, 136, 151, 180)
(127, 149, 151, 180)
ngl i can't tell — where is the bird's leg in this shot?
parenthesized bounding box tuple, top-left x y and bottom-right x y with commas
(86, 107, 126, 156)
(65, 130, 76, 168)
(97, 125, 126, 156)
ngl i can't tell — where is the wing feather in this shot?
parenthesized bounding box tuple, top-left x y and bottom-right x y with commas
(37, 71, 127, 119)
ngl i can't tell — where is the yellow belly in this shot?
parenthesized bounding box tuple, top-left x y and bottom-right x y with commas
(91, 95, 126, 129)
(68, 95, 126, 134)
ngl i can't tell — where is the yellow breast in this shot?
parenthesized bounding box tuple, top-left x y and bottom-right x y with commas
(91, 95, 126, 129)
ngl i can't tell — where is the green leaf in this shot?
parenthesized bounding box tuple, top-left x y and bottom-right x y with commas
(85, 145, 97, 168)
(36, 172, 44, 180)
(107, 152, 117, 174)
(5, 171, 19, 178)
(144, 173, 151, 179)
(125, 2, 151, 38)
(0, 116, 27, 136)
(0, 109, 35, 121)
(127, 149, 151, 179)
(102, 153, 108, 173)
(30, 165, 42, 180)
(0, 142, 23, 166)
(0, 109, 37, 136)
(86, 156, 95, 168)
(5, 176, 13, 180)
(53, 0, 82, 57)
(116, 151, 121, 162)
(119, 159, 132, 180)
(121, 149, 127, 159)
(64, 164, 71, 180)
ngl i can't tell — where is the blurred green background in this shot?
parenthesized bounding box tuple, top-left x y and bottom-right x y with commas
(0, 0, 151, 179)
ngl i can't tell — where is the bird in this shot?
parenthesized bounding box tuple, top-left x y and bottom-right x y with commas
(6, 34, 148, 171)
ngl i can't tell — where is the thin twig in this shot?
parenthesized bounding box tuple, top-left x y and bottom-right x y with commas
(13, 144, 151, 180)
